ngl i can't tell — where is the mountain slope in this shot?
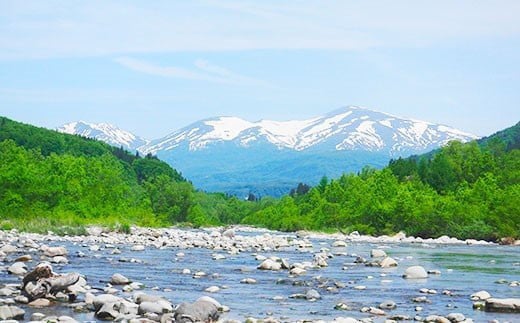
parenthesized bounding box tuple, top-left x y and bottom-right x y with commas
(58, 121, 148, 151)
(60, 106, 478, 197)
(140, 106, 477, 156)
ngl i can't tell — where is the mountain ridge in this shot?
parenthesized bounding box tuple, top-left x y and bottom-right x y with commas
(57, 106, 479, 196)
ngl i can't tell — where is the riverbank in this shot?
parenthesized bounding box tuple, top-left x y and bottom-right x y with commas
(1, 226, 519, 322)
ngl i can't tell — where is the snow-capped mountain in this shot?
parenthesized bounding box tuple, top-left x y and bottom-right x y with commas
(140, 106, 477, 156)
(57, 121, 148, 151)
(59, 106, 478, 197)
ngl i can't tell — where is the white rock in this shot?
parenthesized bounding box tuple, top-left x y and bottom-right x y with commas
(131, 245, 145, 251)
(7, 262, 27, 275)
(205, 286, 220, 293)
(379, 257, 398, 268)
(403, 266, 428, 279)
(470, 290, 491, 301)
(332, 240, 347, 247)
(110, 273, 130, 285)
(371, 249, 387, 258)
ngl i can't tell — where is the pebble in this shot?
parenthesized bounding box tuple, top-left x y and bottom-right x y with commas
(110, 273, 130, 285)
(240, 278, 257, 284)
(205, 286, 220, 293)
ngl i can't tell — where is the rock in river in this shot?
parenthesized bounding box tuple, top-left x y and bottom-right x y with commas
(370, 249, 387, 258)
(8, 262, 27, 275)
(470, 290, 491, 301)
(174, 296, 221, 323)
(257, 259, 282, 271)
(110, 273, 130, 285)
(403, 266, 428, 279)
(484, 298, 520, 313)
(379, 256, 398, 268)
(0, 305, 25, 320)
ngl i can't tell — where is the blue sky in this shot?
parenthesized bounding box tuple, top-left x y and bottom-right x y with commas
(1, 0, 519, 138)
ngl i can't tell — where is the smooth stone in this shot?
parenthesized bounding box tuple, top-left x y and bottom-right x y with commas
(92, 294, 121, 309)
(14, 255, 32, 262)
(290, 267, 306, 276)
(379, 300, 396, 310)
(361, 306, 385, 315)
(446, 312, 466, 322)
(379, 257, 398, 268)
(0, 245, 18, 254)
(370, 249, 387, 258)
(255, 255, 267, 261)
(182, 268, 191, 275)
(222, 228, 235, 239)
(354, 285, 366, 290)
(332, 240, 347, 247)
(212, 254, 226, 260)
(240, 278, 257, 284)
(131, 245, 145, 251)
(51, 256, 68, 264)
(205, 286, 220, 293)
(43, 246, 67, 257)
(306, 289, 321, 300)
(30, 312, 46, 320)
(7, 262, 27, 275)
(335, 302, 351, 310)
(470, 290, 491, 301)
(412, 296, 430, 303)
(257, 259, 281, 271)
(403, 266, 428, 279)
(484, 298, 520, 313)
(28, 298, 51, 307)
(138, 300, 173, 314)
(0, 288, 14, 297)
(95, 302, 120, 320)
(425, 315, 450, 323)
(174, 297, 221, 322)
(111, 273, 130, 285)
(0, 305, 25, 320)
(332, 318, 360, 323)
(14, 296, 28, 304)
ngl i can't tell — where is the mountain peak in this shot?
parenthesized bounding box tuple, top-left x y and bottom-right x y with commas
(57, 121, 148, 151)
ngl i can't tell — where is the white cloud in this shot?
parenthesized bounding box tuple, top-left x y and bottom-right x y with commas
(115, 56, 271, 86)
(0, 0, 519, 60)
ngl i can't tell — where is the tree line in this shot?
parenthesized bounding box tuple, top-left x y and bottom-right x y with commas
(0, 116, 518, 240)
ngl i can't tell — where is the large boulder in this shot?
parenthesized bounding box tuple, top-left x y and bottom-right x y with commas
(470, 290, 491, 301)
(485, 298, 520, 313)
(174, 297, 221, 323)
(222, 228, 235, 239)
(370, 249, 387, 258)
(257, 259, 282, 271)
(379, 257, 398, 268)
(403, 266, 428, 279)
(0, 305, 25, 320)
(8, 262, 27, 275)
(42, 246, 68, 257)
(110, 273, 130, 285)
(138, 300, 173, 314)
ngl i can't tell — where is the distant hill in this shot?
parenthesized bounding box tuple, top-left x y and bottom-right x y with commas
(0, 116, 190, 231)
(59, 106, 477, 197)
(478, 121, 520, 151)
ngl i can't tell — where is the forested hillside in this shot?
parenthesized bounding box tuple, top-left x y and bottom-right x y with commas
(242, 122, 520, 240)
(1, 116, 518, 240)
(0, 117, 255, 232)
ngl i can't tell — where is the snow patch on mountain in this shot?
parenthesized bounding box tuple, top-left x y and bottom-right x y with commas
(57, 121, 148, 151)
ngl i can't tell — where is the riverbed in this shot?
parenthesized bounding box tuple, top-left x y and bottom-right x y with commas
(0, 227, 519, 322)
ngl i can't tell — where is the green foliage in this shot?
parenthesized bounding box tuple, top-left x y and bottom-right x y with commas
(0, 117, 198, 230)
(1, 115, 519, 241)
(240, 124, 520, 240)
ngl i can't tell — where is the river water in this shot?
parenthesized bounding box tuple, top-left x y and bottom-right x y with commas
(1, 229, 519, 322)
